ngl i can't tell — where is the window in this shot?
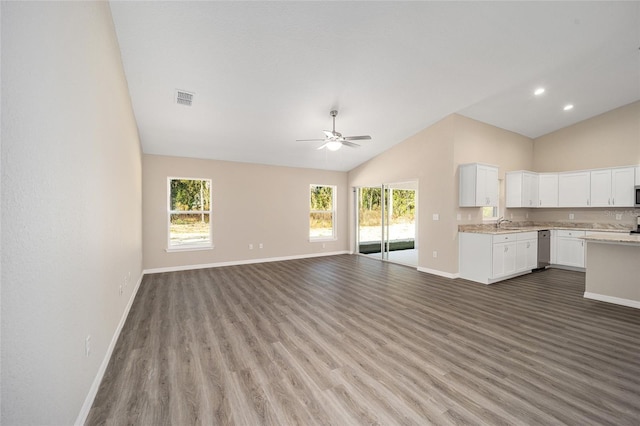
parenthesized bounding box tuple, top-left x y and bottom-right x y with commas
(482, 206, 499, 221)
(168, 178, 212, 249)
(309, 184, 336, 240)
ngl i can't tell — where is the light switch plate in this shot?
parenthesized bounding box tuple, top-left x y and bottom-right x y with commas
(432, 213, 439, 221)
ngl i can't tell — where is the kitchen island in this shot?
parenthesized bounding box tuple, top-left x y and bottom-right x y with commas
(582, 232, 640, 309)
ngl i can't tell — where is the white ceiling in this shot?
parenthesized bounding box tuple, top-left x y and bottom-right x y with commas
(109, 1, 640, 172)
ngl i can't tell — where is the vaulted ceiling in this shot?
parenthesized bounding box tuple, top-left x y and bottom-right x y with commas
(110, 1, 640, 172)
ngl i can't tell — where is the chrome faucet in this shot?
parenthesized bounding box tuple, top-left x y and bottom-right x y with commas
(496, 217, 512, 228)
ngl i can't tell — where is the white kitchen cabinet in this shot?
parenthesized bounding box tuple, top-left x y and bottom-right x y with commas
(492, 236, 517, 278)
(538, 173, 558, 207)
(611, 167, 635, 207)
(590, 167, 635, 207)
(459, 163, 499, 207)
(636, 166, 640, 185)
(516, 232, 538, 271)
(506, 171, 538, 208)
(554, 230, 585, 268)
(459, 232, 538, 284)
(558, 171, 590, 207)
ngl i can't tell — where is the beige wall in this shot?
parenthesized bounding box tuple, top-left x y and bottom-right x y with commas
(1, 3, 143, 424)
(585, 242, 640, 305)
(529, 101, 640, 227)
(533, 101, 640, 172)
(143, 155, 349, 270)
(349, 115, 456, 273)
(348, 114, 534, 275)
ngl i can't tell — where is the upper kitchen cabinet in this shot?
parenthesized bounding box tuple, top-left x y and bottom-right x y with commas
(590, 167, 635, 207)
(538, 173, 559, 207)
(459, 163, 499, 207)
(558, 171, 590, 207)
(506, 171, 538, 208)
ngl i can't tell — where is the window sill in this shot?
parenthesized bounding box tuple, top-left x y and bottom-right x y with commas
(309, 238, 337, 243)
(166, 245, 214, 253)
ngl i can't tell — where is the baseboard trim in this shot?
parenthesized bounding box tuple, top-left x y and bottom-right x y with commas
(75, 272, 144, 426)
(583, 292, 640, 310)
(143, 251, 351, 275)
(417, 267, 459, 279)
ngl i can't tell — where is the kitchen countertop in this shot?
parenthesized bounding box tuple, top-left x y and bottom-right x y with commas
(458, 222, 633, 235)
(581, 232, 640, 245)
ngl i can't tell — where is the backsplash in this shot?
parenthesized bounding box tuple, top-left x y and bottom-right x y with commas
(525, 207, 640, 229)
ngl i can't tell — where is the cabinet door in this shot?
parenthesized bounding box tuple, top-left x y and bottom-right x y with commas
(522, 173, 538, 208)
(476, 164, 498, 206)
(636, 166, 640, 185)
(558, 172, 590, 207)
(492, 242, 517, 278)
(505, 172, 523, 208)
(556, 238, 585, 268)
(590, 169, 612, 207)
(538, 174, 558, 207)
(516, 239, 538, 272)
(482, 166, 499, 206)
(611, 167, 635, 206)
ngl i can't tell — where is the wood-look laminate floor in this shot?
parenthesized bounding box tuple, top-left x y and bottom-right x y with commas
(87, 255, 640, 425)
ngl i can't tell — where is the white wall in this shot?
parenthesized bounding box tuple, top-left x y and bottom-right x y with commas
(1, 2, 143, 424)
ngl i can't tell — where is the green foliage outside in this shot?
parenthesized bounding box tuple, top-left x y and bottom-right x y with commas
(359, 187, 415, 226)
(170, 179, 211, 212)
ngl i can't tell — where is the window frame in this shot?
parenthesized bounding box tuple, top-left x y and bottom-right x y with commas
(482, 205, 499, 222)
(166, 177, 213, 252)
(309, 184, 337, 242)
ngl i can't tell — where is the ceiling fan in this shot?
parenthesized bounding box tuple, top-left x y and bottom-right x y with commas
(297, 110, 371, 151)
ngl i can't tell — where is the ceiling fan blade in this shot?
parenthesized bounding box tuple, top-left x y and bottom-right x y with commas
(323, 130, 334, 138)
(296, 138, 326, 142)
(343, 135, 371, 141)
(342, 141, 361, 148)
(316, 143, 329, 150)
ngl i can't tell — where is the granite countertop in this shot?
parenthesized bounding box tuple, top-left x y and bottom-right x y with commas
(581, 232, 640, 245)
(459, 222, 634, 235)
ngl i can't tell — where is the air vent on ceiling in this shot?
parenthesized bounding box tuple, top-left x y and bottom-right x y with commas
(175, 90, 194, 106)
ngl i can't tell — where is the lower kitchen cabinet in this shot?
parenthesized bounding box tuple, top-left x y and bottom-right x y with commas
(553, 230, 585, 268)
(459, 231, 538, 284)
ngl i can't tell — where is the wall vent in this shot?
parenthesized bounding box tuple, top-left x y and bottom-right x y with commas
(175, 90, 194, 106)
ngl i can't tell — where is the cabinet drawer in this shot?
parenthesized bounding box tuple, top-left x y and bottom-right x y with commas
(556, 230, 586, 238)
(516, 231, 538, 241)
(493, 234, 516, 244)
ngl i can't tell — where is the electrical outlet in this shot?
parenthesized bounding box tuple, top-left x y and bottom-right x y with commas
(467, 214, 471, 220)
(322, 243, 326, 249)
(249, 244, 253, 250)
(259, 243, 263, 249)
(616, 213, 622, 220)
(456, 213, 461, 221)
(432, 251, 438, 258)
(526, 213, 529, 219)
(569, 213, 575, 220)
(85, 335, 91, 357)
(432, 213, 439, 221)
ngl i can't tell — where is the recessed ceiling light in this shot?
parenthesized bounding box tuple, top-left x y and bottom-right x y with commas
(534, 87, 545, 96)
(563, 104, 574, 111)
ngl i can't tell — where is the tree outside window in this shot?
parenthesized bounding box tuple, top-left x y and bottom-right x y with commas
(310, 185, 336, 240)
(168, 178, 212, 248)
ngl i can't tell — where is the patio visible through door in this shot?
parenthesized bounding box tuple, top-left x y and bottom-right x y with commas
(356, 182, 417, 267)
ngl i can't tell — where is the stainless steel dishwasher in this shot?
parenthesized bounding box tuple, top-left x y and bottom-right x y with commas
(537, 230, 550, 270)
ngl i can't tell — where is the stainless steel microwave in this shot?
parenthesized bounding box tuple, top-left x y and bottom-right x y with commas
(636, 185, 640, 207)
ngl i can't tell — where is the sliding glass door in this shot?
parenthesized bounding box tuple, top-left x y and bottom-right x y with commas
(356, 182, 417, 266)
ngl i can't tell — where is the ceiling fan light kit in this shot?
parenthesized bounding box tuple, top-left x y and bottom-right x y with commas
(297, 110, 371, 151)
